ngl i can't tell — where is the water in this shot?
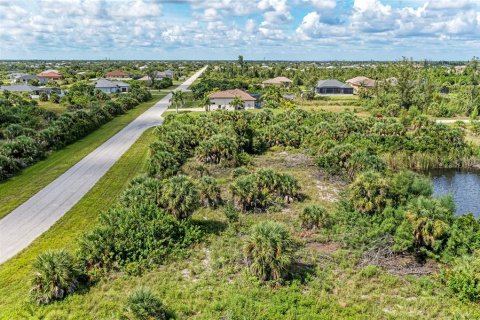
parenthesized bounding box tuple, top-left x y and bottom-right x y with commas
(428, 169, 480, 216)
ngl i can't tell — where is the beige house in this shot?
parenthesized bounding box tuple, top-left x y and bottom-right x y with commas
(262, 76, 293, 87)
(346, 76, 376, 93)
(208, 89, 256, 109)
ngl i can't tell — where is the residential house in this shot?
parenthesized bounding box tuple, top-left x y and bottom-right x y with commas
(208, 89, 256, 109)
(15, 74, 49, 85)
(156, 70, 175, 78)
(37, 70, 63, 80)
(0, 84, 62, 97)
(315, 79, 353, 95)
(94, 79, 130, 93)
(262, 76, 293, 87)
(346, 76, 376, 93)
(105, 70, 129, 79)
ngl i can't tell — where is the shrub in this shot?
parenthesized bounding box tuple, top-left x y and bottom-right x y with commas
(195, 134, 239, 165)
(148, 148, 181, 179)
(244, 221, 296, 282)
(30, 250, 79, 305)
(79, 205, 200, 273)
(197, 175, 222, 208)
(300, 205, 331, 230)
(223, 202, 240, 224)
(230, 169, 300, 212)
(121, 176, 162, 208)
(124, 287, 167, 320)
(444, 251, 480, 302)
(159, 175, 200, 219)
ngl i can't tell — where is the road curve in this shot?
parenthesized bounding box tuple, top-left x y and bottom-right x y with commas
(0, 66, 207, 264)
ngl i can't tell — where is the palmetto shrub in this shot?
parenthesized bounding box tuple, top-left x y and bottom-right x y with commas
(244, 221, 296, 282)
(195, 133, 239, 165)
(159, 175, 200, 219)
(197, 175, 222, 208)
(230, 169, 300, 212)
(121, 176, 162, 208)
(30, 250, 79, 305)
(300, 205, 331, 230)
(124, 287, 167, 320)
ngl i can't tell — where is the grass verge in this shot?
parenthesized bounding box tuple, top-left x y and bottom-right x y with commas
(0, 93, 165, 220)
(0, 128, 156, 319)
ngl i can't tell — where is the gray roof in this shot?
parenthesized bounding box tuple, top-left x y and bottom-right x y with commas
(18, 74, 41, 81)
(0, 84, 39, 92)
(316, 79, 352, 89)
(94, 79, 130, 89)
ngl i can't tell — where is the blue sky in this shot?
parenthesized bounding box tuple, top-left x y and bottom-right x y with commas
(0, 0, 479, 60)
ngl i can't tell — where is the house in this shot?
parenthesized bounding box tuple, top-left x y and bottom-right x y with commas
(37, 70, 63, 80)
(14, 74, 49, 85)
(156, 70, 175, 78)
(138, 70, 171, 83)
(208, 89, 256, 109)
(315, 79, 353, 95)
(94, 79, 130, 93)
(346, 76, 376, 93)
(0, 84, 62, 97)
(262, 76, 293, 87)
(105, 70, 129, 79)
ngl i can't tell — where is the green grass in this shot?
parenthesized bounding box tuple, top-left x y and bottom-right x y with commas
(6, 149, 480, 319)
(37, 101, 67, 114)
(0, 128, 156, 319)
(0, 93, 165, 220)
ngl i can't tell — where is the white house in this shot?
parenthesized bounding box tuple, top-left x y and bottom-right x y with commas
(208, 89, 256, 109)
(94, 79, 130, 93)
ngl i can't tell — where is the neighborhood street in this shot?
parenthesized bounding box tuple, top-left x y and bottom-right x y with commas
(0, 66, 207, 264)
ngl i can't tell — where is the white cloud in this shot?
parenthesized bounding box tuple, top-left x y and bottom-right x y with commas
(304, 0, 336, 10)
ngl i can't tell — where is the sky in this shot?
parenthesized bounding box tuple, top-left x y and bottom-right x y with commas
(0, 0, 479, 61)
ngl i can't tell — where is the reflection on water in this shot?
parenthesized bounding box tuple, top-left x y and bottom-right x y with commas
(427, 169, 480, 217)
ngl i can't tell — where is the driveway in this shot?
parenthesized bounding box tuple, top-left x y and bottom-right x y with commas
(0, 66, 207, 264)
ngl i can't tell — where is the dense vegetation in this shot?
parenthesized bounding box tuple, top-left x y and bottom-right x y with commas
(25, 107, 480, 318)
(0, 85, 152, 180)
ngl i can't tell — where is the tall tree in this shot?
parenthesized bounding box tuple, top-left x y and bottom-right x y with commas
(170, 90, 185, 113)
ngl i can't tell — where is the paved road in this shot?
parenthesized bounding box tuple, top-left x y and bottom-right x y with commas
(0, 66, 207, 264)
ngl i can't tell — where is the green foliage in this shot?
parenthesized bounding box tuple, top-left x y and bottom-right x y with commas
(121, 176, 162, 208)
(230, 169, 300, 212)
(244, 221, 296, 282)
(197, 175, 222, 208)
(393, 196, 455, 256)
(79, 205, 201, 273)
(159, 175, 200, 219)
(123, 287, 167, 320)
(223, 201, 240, 224)
(30, 250, 79, 305)
(444, 251, 480, 302)
(195, 134, 239, 165)
(300, 205, 331, 230)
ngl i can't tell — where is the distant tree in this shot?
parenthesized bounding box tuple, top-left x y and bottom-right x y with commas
(146, 68, 157, 88)
(39, 92, 48, 102)
(50, 91, 60, 103)
(202, 95, 211, 112)
(170, 90, 185, 113)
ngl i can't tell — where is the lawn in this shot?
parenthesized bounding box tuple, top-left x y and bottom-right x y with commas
(0, 93, 165, 220)
(9, 149, 480, 319)
(0, 128, 157, 319)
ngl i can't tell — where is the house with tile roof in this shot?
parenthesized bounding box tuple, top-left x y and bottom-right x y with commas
(262, 76, 293, 87)
(105, 70, 129, 79)
(94, 79, 130, 93)
(346, 76, 376, 93)
(315, 79, 353, 95)
(208, 89, 256, 109)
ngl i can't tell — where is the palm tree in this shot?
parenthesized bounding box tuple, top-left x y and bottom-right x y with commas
(244, 221, 295, 282)
(170, 90, 185, 113)
(202, 95, 211, 112)
(159, 175, 200, 219)
(230, 96, 244, 110)
(30, 250, 78, 305)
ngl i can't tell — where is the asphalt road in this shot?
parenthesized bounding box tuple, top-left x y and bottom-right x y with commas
(0, 66, 207, 264)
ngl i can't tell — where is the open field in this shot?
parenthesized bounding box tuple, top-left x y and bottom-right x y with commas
(9, 149, 480, 319)
(0, 93, 165, 220)
(0, 128, 156, 319)
(37, 101, 67, 113)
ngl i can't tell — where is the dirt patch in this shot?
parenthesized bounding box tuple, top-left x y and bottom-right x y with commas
(307, 242, 341, 254)
(278, 151, 315, 168)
